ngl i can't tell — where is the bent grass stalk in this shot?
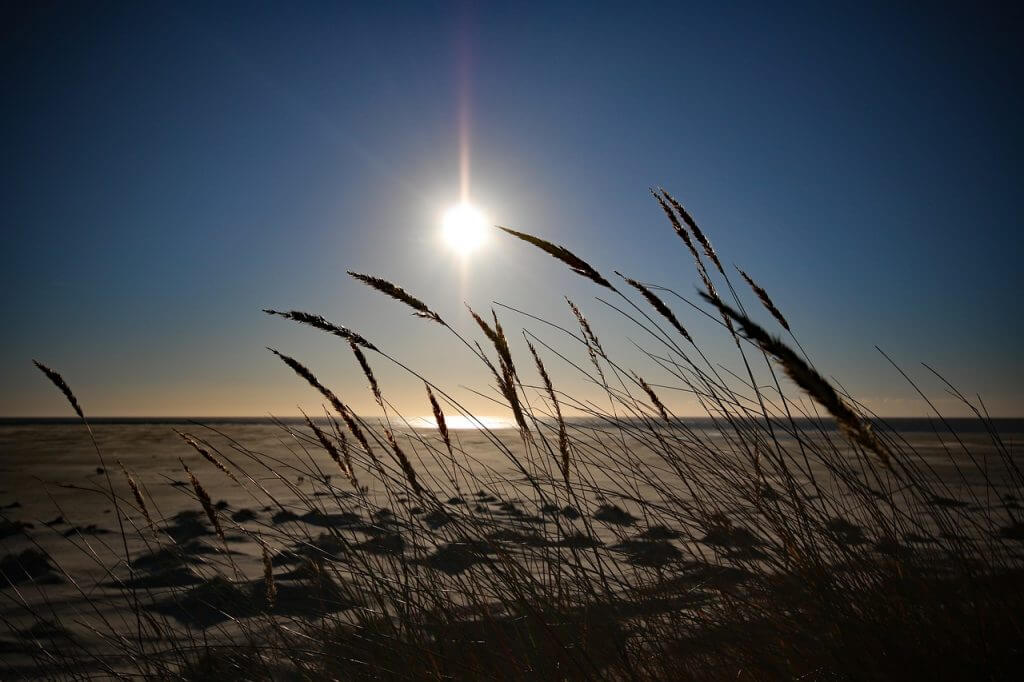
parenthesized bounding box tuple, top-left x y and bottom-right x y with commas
(17, 188, 1022, 681)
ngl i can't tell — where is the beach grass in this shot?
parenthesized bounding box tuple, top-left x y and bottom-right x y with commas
(4, 190, 1023, 680)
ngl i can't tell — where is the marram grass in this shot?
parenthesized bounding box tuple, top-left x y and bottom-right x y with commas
(7, 189, 1022, 681)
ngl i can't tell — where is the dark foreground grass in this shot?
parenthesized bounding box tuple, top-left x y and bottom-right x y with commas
(4, 189, 1023, 680)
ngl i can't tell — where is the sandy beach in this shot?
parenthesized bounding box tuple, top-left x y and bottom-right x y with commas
(3, 418, 1022, 678)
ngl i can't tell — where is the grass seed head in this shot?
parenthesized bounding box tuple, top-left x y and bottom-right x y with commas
(32, 361, 84, 420)
(347, 272, 444, 324)
(263, 309, 377, 350)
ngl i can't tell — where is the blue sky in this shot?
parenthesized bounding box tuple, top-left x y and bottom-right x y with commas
(2, 1, 1021, 417)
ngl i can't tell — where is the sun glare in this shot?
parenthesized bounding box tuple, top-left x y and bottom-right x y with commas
(441, 202, 488, 256)
(410, 415, 514, 430)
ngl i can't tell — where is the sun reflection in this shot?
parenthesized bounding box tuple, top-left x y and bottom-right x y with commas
(411, 415, 514, 430)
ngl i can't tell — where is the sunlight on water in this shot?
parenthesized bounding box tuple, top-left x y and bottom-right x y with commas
(408, 414, 514, 430)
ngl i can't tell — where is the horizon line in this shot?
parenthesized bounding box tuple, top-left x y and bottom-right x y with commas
(3, 415, 1023, 422)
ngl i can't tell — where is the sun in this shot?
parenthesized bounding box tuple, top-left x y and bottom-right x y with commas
(441, 202, 488, 256)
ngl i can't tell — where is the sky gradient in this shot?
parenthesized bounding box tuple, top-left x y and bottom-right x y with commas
(2, 1, 1022, 418)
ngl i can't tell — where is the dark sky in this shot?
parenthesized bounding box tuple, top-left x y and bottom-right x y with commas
(2, 1, 1022, 417)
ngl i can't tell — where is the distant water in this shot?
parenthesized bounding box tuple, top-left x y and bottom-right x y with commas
(1, 414, 1020, 681)
(2, 416, 1020, 520)
(1, 416, 1022, 434)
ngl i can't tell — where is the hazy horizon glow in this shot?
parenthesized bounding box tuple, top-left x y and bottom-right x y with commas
(2, 2, 1022, 419)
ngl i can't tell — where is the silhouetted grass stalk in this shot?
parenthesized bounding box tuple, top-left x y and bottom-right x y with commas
(13, 189, 1022, 681)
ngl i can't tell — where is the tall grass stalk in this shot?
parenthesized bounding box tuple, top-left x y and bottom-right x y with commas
(7, 190, 1022, 681)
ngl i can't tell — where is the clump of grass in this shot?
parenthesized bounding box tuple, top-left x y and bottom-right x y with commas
(11, 187, 1023, 681)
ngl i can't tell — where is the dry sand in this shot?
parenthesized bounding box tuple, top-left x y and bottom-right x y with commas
(1, 419, 1021, 677)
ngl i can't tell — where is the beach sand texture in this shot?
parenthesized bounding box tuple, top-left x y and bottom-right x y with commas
(2, 419, 1022, 677)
